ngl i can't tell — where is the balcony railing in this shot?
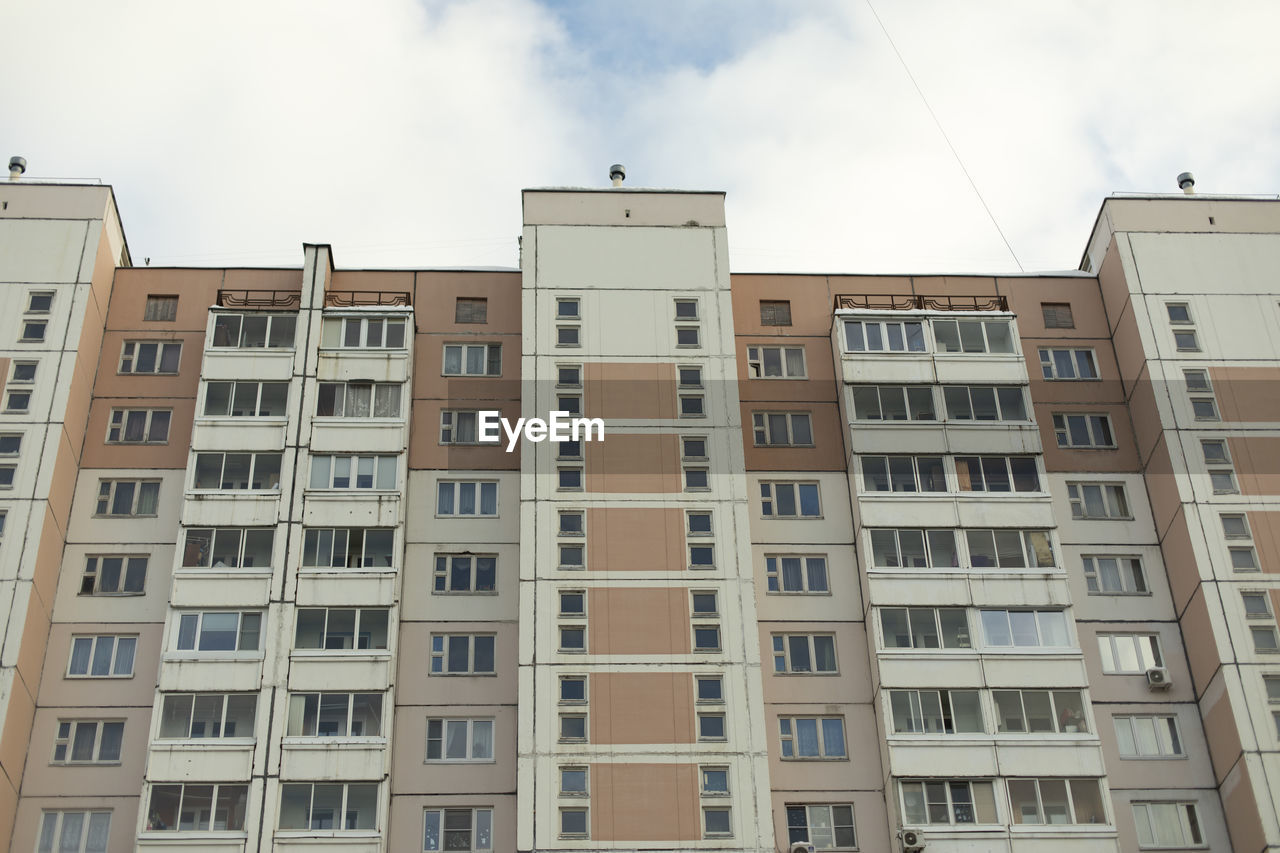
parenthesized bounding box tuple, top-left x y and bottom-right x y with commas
(834, 294, 1009, 312)
(324, 291, 411, 308)
(217, 289, 302, 309)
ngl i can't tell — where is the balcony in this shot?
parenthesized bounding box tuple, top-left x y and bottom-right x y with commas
(834, 293, 1009, 312)
(324, 290, 410, 307)
(217, 289, 301, 309)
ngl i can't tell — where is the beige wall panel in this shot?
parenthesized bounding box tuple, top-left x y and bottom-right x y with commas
(1250, 511, 1280, 574)
(1211, 366, 1280, 423)
(37, 624, 163, 707)
(590, 762, 700, 842)
(31, 504, 67, 615)
(107, 268, 223, 329)
(765, 703, 881, 790)
(585, 507, 685, 572)
(524, 190, 726, 227)
(741, 402, 846, 471)
(12, 796, 138, 853)
(759, 622, 873, 704)
(408, 399, 521, 470)
(0, 219, 88, 283)
(14, 588, 50, 703)
(1110, 301, 1150, 397)
(583, 362, 676, 421)
(590, 672, 694, 744)
(588, 588, 689, 656)
(394, 622, 518, 706)
(45, 434, 78, 531)
(22, 708, 149, 797)
(532, 225, 718, 291)
(1232, 436, 1280, 497)
(387, 794, 515, 853)
(730, 275, 834, 337)
(1094, 238, 1130, 333)
(585, 433, 681, 494)
(80, 398, 196, 469)
(389, 706, 516, 794)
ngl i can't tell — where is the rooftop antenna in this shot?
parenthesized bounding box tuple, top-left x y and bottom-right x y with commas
(609, 164, 625, 187)
(1177, 172, 1196, 194)
(8, 156, 26, 180)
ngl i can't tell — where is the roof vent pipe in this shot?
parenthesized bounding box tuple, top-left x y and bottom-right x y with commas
(8, 156, 26, 180)
(1177, 172, 1195, 194)
(609, 164, 625, 187)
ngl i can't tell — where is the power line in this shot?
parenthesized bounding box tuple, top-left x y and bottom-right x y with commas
(864, 0, 1025, 272)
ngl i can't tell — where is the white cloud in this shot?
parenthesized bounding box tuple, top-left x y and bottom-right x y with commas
(2, 0, 1277, 272)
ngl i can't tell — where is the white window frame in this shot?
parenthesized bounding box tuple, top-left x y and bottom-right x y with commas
(778, 716, 846, 759)
(211, 312, 297, 348)
(316, 381, 402, 419)
(429, 634, 496, 675)
(888, 688, 984, 734)
(1039, 347, 1099, 380)
(145, 782, 249, 832)
(955, 455, 1041, 493)
(979, 609, 1070, 649)
(181, 527, 275, 569)
(432, 553, 497, 593)
(107, 408, 171, 443)
(964, 528, 1056, 570)
(423, 807, 493, 852)
(442, 343, 502, 376)
(1098, 633, 1163, 673)
(899, 779, 998, 825)
(309, 454, 396, 491)
(992, 689, 1088, 734)
(932, 317, 1016, 354)
(943, 385, 1027, 421)
(772, 634, 838, 674)
(94, 479, 160, 517)
(119, 340, 181, 374)
(426, 717, 495, 761)
(320, 315, 407, 349)
(843, 319, 926, 353)
(1083, 555, 1148, 595)
(437, 480, 498, 516)
(1114, 714, 1184, 758)
(1066, 482, 1131, 519)
(760, 481, 822, 518)
(36, 811, 111, 853)
(52, 719, 124, 764)
(1132, 801, 1204, 849)
(174, 611, 262, 653)
(850, 384, 937, 421)
(67, 635, 137, 678)
(202, 380, 289, 417)
(765, 554, 829, 593)
(785, 804, 857, 850)
(746, 344, 806, 378)
(752, 411, 814, 447)
(860, 454, 948, 493)
(159, 693, 257, 740)
(194, 452, 283, 491)
(1052, 413, 1116, 448)
(869, 528, 960, 570)
(80, 555, 147, 595)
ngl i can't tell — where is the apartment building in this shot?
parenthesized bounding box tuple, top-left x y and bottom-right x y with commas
(0, 170, 1276, 853)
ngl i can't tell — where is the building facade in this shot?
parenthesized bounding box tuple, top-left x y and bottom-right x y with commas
(0, 174, 1277, 853)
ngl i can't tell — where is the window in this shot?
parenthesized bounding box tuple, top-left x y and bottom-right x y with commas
(560, 713, 587, 741)
(861, 455, 947, 492)
(1243, 592, 1271, 619)
(687, 510, 712, 538)
(698, 712, 726, 741)
(1184, 369, 1219, 420)
(295, 609, 389, 651)
(300, 528, 395, 569)
(557, 298, 580, 319)
(933, 318, 1015, 354)
(956, 455, 1040, 492)
(0, 464, 13, 488)
(772, 634, 837, 673)
(1067, 482, 1131, 519)
(702, 807, 731, 838)
(52, 720, 124, 763)
(176, 611, 261, 652)
(1007, 778, 1106, 825)
(94, 479, 160, 516)
(430, 634, 495, 674)
(1114, 715, 1183, 757)
(21, 319, 48, 342)
(943, 385, 1026, 421)
(752, 411, 813, 446)
(1266, 675, 1280, 704)
(11, 361, 36, 383)
(1166, 303, 1193, 325)
(195, 452, 282, 490)
(317, 382, 402, 418)
(696, 675, 723, 704)
(786, 804, 856, 850)
(212, 313, 297, 348)
(182, 528, 274, 569)
(1098, 633, 1163, 673)
(559, 540, 585, 570)
(701, 765, 729, 796)
(1083, 555, 1147, 594)
(423, 808, 492, 852)
(760, 299, 792, 326)
(869, 529, 960, 569)
(559, 765, 588, 797)
(765, 555, 829, 593)
(1222, 513, 1250, 539)
(455, 297, 487, 324)
(1133, 802, 1204, 848)
(67, 635, 136, 677)
(1185, 369, 1212, 392)
(433, 554, 497, 593)
(674, 298, 699, 320)
(1041, 302, 1074, 328)
(747, 345, 805, 378)
(979, 609, 1070, 648)
(560, 675, 587, 704)
(881, 607, 971, 649)
(682, 436, 707, 460)
(1252, 626, 1279, 653)
(107, 408, 170, 443)
(965, 529, 1055, 569)
(851, 385, 936, 421)
(557, 325, 580, 347)
(688, 542, 714, 568)
(4, 390, 30, 412)
(443, 343, 501, 376)
(557, 299, 582, 348)
(679, 365, 703, 388)
(779, 716, 845, 758)
(203, 381, 289, 417)
(1053, 413, 1115, 448)
(1039, 348, 1099, 380)
(679, 393, 705, 417)
(889, 689, 983, 734)
(0, 511, 6, 539)
(426, 718, 493, 759)
(560, 808, 589, 838)
(0, 434, 18, 455)
(559, 510, 584, 536)
(843, 319, 926, 353)
(993, 690, 1088, 733)
(320, 315, 406, 349)
(279, 782, 378, 830)
(145, 783, 248, 831)
(80, 555, 147, 595)
(437, 480, 498, 515)
(560, 624, 586, 653)
(1174, 329, 1200, 352)
(1202, 440, 1237, 493)
(37, 811, 111, 852)
(145, 295, 178, 321)
(692, 590, 717, 617)
(1233, 547, 1262, 571)
(119, 340, 181, 374)
(760, 481, 821, 517)
(309, 455, 396, 490)
(900, 779, 997, 825)
(159, 694, 257, 739)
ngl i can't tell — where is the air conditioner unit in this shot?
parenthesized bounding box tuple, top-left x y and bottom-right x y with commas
(1146, 666, 1172, 690)
(790, 842, 816, 853)
(899, 827, 925, 852)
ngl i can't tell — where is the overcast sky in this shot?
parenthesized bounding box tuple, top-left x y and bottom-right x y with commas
(3, 1, 1277, 273)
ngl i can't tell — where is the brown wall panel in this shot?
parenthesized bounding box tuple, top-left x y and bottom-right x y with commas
(740, 402, 846, 472)
(585, 433, 681, 494)
(999, 276, 1109, 340)
(1160, 509, 1202, 613)
(220, 267, 303, 294)
(1222, 761, 1267, 853)
(328, 270, 414, 298)
(411, 339, 522, 404)
(1179, 588, 1222, 697)
(1127, 363, 1165, 466)
(408, 399, 521, 470)
(590, 763, 700, 842)
(1036, 402, 1140, 474)
(583, 362, 676, 421)
(413, 271, 521, 334)
(1201, 676, 1243, 785)
(79, 398, 197, 469)
(1144, 435, 1180, 538)
(1110, 303, 1149, 398)
(730, 274, 836, 337)
(1212, 367, 1280, 423)
(1095, 238, 1131, 334)
(735, 337, 839, 404)
(1249, 511, 1280, 574)
(1231, 437, 1280, 497)
(587, 588, 689, 656)
(590, 672, 695, 744)
(93, 331, 205, 400)
(107, 268, 224, 330)
(585, 508, 686, 572)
